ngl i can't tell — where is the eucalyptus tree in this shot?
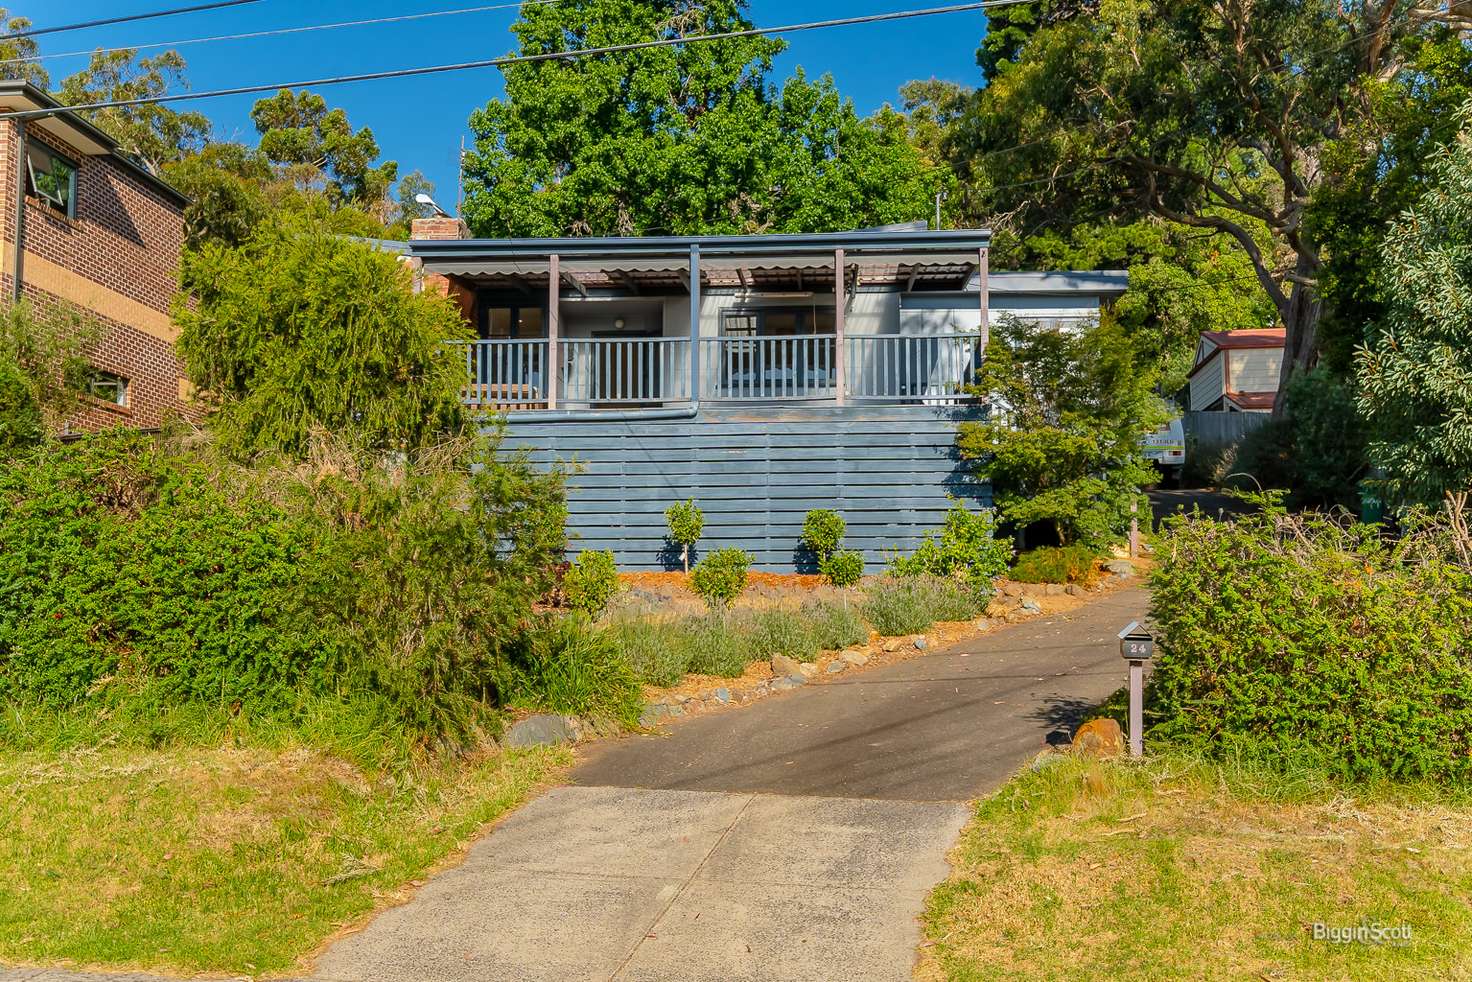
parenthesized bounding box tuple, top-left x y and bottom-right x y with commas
(953, 0, 1469, 412)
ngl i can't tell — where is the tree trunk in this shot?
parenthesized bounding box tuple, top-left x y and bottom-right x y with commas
(1271, 256, 1323, 420)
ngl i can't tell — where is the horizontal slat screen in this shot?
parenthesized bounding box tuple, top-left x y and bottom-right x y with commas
(498, 405, 988, 571)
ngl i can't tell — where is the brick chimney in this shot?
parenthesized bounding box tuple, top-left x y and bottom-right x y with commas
(410, 216, 470, 240)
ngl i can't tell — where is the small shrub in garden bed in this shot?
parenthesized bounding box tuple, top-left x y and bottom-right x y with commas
(1148, 500, 1472, 783)
(563, 550, 619, 616)
(607, 616, 694, 687)
(862, 575, 981, 636)
(686, 615, 751, 677)
(691, 547, 751, 608)
(801, 599, 869, 650)
(1010, 544, 1101, 585)
(744, 608, 820, 663)
(801, 509, 846, 560)
(819, 549, 865, 587)
(664, 499, 704, 572)
(889, 500, 1012, 599)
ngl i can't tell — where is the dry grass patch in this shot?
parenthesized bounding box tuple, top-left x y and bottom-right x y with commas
(919, 753, 1472, 981)
(0, 741, 570, 977)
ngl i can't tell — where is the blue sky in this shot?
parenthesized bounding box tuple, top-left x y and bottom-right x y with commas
(27, 1, 989, 206)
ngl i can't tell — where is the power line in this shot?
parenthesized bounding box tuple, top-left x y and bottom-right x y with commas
(2, 0, 567, 67)
(5, 0, 265, 41)
(0, 0, 1033, 121)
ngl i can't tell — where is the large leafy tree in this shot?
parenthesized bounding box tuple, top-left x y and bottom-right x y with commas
(1357, 110, 1472, 506)
(463, 0, 939, 236)
(58, 49, 210, 172)
(952, 0, 1465, 414)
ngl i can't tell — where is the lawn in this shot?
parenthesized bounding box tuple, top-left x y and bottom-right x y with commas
(920, 752, 1472, 981)
(0, 739, 570, 976)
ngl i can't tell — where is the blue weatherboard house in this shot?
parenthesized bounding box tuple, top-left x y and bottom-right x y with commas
(399, 222, 1126, 571)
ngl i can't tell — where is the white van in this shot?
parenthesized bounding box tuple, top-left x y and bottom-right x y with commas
(1142, 412, 1186, 485)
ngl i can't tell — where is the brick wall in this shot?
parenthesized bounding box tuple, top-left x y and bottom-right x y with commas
(0, 118, 195, 430)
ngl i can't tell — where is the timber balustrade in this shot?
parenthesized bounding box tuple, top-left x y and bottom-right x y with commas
(448, 332, 983, 409)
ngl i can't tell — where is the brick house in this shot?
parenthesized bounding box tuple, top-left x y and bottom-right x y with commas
(0, 80, 193, 431)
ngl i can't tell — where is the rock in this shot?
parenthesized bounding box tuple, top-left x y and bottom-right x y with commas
(1043, 583, 1065, 596)
(1065, 584, 1085, 597)
(973, 618, 991, 632)
(839, 650, 869, 667)
(667, 704, 685, 718)
(1105, 559, 1135, 577)
(505, 714, 578, 748)
(771, 654, 802, 677)
(786, 673, 808, 686)
(999, 580, 1025, 598)
(638, 708, 664, 727)
(912, 636, 928, 650)
(824, 660, 848, 675)
(1071, 717, 1125, 758)
(882, 639, 902, 653)
(676, 693, 696, 705)
(798, 662, 819, 679)
(711, 687, 731, 704)
(1019, 597, 1043, 614)
(770, 677, 801, 692)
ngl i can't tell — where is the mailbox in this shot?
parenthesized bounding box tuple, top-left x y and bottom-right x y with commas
(1118, 621, 1153, 661)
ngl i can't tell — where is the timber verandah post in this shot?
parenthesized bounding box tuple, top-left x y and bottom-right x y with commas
(834, 247, 846, 405)
(977, 245, 990, 389)
(689, 243, 701, 402)
(547, 253, 559, 410)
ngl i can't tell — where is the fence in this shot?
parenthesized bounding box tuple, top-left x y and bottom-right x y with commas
(1184, 410, 1271, 452)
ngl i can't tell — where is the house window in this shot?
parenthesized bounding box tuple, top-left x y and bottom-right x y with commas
(479, 303, 545, 339)
(720, 307, 835, 337)
(87, 369, 129, 407)
(26, 141, 78, 218)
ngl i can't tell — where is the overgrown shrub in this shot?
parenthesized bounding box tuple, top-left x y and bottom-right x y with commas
(0, 299, 99, 446)
(862, 575, 981, 636)
(1148, 501, 1472, 782)
(889, 501, 1012, 599)
(664, 498, 704, 572)
(691, 547, 750, 609)
(1010, 544, 1101, 585)
(1227, 367, 1366, 509)
(563, 550, 619, 616)
(819, 549, 865, 587)
(0, 429, 568, 752)
(175, 215, 471, 459)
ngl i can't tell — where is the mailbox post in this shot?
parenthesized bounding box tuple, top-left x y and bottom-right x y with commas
(1118, 621, 1153, 758)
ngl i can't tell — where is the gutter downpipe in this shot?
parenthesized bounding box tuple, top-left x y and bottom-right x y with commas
(11, 122, 25, 302)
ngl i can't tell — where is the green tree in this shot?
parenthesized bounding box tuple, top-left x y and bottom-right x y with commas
(959, 315, 1165, 549)
(251, 88, 398, 211)
(950, 1, 1465, 413)
(0, 300, 99, 446)
(174, 215, 471, 459)
(463, 0, 938, 236)
(0, 7, 48, 88)
(1357, 110, 1472, 506)
(163, 142, 273, 249)
(58, 49, 210, 171)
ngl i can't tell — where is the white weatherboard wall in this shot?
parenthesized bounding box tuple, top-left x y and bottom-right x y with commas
(1229, 348, 1284, 393)
(501, 405, 987, 571)
(1189, 353, 1226, 410)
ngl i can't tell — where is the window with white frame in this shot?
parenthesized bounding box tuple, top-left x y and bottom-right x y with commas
(26, 141, 78, 218)
(86, 369, 129, 407)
